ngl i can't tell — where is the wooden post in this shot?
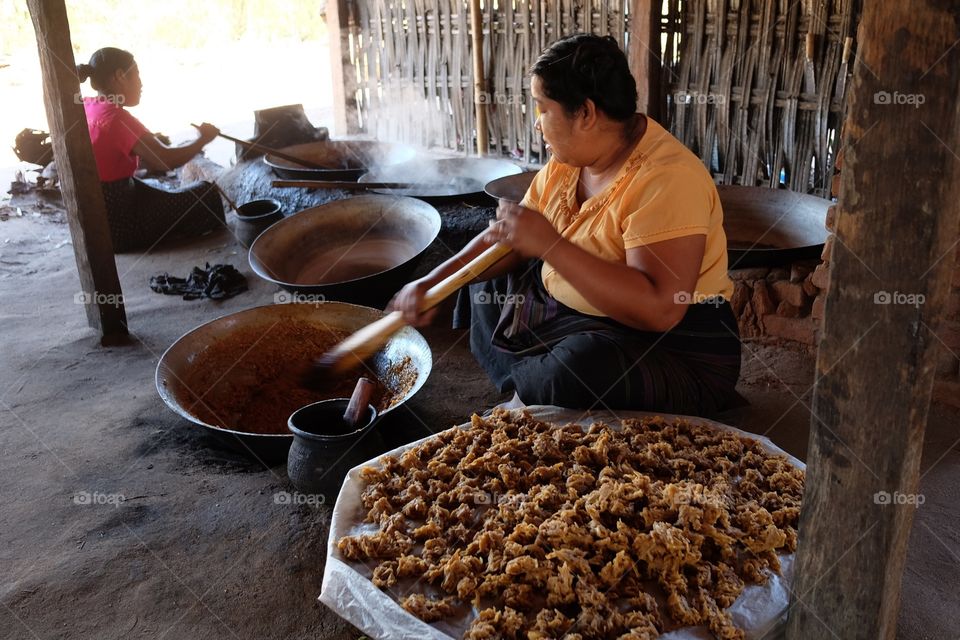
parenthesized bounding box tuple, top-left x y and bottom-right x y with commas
(469, 0, 489, 156)
(27, 0, 127, 341)
(628, 0, 662, 121)
(786, 2, 960, 639)
(328, 0, 360, 135)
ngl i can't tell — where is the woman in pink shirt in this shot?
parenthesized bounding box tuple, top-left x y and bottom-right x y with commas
(78, 47, 225, 252)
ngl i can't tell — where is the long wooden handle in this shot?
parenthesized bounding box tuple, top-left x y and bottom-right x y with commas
(272, 179, 415, 190)
(421, 243, 512, 308)
(343, 377, 376, 426)
(320, 243, 512, 374)
(201, 126, 331, 170)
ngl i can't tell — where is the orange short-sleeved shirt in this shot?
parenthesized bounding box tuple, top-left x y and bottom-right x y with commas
(520, 118, 733, 317)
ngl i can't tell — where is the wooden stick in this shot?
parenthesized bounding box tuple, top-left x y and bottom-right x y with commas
(209, 182, 239, 212)
(271, 179, 418, 190)
(469, 0, 488, 156)
(343, 378, 376, 426)
(315, 243, 512, 375)
(194, 125, 332, 170)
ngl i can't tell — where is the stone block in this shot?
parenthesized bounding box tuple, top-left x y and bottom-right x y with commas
(771, 280, 808, 308)
(752, 280, 776, 317)
(810, 263, 831, 290)
(729, 267, 770, 281)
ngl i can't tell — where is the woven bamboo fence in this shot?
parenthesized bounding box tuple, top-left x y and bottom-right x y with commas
(345, 0, 631, 165)
(342, 0, 859, 194)
(664, 0, 861, 194)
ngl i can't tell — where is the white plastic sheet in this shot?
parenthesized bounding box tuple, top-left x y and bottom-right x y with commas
(320, 406, 804, 640)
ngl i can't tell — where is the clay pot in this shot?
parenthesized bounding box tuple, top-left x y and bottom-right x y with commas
(286, 399, 380, 501)
(235, 198, 283, 248)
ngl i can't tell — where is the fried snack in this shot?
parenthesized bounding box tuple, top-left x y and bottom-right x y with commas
(336, 410, 804, 639)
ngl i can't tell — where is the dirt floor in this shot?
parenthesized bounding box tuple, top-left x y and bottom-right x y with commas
(0, 194, 958, 639)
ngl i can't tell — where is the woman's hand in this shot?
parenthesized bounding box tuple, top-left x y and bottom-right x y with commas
(484, 200, 562, 259)
(386, 279, 441, 327)
(192, 122, 220, 145)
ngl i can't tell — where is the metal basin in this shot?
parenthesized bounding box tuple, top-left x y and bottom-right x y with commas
(720, 186, 830, 268)
(485, 171, 538, 202)
(483, 174, 829, 269)
(248, 194, 441, 307)
(360, 157, 522, 201)
(155, 302, 432, 462)
(264, 140, 417, 181)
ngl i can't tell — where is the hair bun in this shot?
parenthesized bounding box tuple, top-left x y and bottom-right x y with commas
(76, 63, 93, 82)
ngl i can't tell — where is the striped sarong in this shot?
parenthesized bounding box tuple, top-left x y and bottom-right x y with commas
(455, 259, 744, 416)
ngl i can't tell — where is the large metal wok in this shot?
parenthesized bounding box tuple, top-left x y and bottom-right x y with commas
(484, 173, 829, 268)
(359, 157, 522, 201)
(264, 139, 417, 181)
(719, 185, 830, 268)
(155, 302, 432, 462)
(249, 194, 441, 307)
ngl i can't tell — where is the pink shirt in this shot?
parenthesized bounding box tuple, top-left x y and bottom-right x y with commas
(83, 97, 149, 182)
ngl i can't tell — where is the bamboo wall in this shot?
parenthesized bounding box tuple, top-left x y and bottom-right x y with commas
(664, 0, 861, 194)
(345, 0, 631, 165)
(341, 0, 860, 193)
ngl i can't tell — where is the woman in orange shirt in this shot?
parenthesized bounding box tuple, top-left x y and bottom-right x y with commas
(78, 47, 225, 252)
(392, 35, 742, 415)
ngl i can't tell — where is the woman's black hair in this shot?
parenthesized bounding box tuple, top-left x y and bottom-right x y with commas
(531, 34, 637, 122)
(76, 47, 135, 92)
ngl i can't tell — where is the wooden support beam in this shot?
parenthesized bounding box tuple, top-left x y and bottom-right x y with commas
(786, 2, 960, 638)
(328, 0, 360, 135)
(628, 0, 662, 121)
(469, 0, 489, 156)
(27, 0, 127, 341)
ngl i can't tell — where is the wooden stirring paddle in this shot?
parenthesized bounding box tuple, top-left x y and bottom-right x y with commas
(195, 125, 334, 170)
(343, 378, 376, 427)
(308, 243, 512, 381)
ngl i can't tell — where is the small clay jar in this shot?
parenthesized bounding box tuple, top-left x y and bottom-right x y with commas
(286, 399, 379, 502)
(235, 198, 283, 249)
